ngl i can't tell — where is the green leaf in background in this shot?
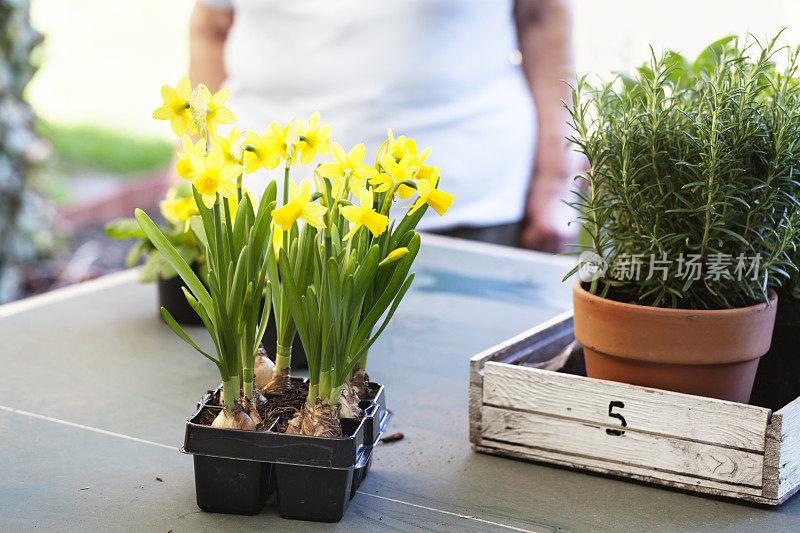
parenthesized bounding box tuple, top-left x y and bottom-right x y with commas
(105, 218, 147, 240)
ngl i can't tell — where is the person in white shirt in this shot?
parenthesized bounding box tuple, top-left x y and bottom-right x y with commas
(188, 0, 574, 252)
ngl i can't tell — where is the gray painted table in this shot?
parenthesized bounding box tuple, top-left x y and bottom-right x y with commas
(1, 234, 798, 532)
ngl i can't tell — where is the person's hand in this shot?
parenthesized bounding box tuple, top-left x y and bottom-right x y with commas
(520, 217, 565, 253)
(520, 172, 571, 253)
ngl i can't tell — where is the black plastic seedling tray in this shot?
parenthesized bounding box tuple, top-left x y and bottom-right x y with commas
(182, 380, 389, 521)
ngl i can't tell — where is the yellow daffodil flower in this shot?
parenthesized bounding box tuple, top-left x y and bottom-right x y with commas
(271, 179, 327, 231)
(176, 136, 207, 180)
(200, 86, 236, 134)
(153, 77, 197, 136)
(188, 146, 242, 208)
(264, 121, 298, 166)
(377, 129, 408, 163)
(376, 153, 419, 199)
(160, 196, 200, 232)
(297, 113, 331, 165)
(339, 187, 389, 239)
(379, 247, 409, 267)
(319, 143, 378, 198)
(408, 168, 454, 216)
(244, 131, 282, 173)
(377, 129, 429, 159)
(215, 127, 247, 166)
(374, 130, 433, 197)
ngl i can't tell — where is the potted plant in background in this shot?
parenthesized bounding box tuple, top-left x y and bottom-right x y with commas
(567, 35, 800, 403)
(105, 182, 206, 325)
(135, 78, 452, 521)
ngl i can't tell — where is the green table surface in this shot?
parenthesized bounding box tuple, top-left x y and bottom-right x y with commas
(1, 234, 798, 532)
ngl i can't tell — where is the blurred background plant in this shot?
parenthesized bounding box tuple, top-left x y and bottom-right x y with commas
(0, 0, 55, 303)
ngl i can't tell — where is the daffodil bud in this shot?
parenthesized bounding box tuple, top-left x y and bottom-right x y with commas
(379, 247, 408, 267)
(286, 118, 300, 148)
(189, 85, 207, 137)
(230, 131, 247, 161)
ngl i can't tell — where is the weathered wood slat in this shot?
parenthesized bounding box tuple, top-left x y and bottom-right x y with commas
(774, 397, 800, 500)
(469, 310, 573, 444)
(474, 441, 767, 500)
(483, 362, 770, 452)
(480, 405, 764, 487)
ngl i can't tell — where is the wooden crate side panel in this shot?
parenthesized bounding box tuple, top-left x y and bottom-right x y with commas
(763, 417, 781, 500)
(480, 406, 764, 488)
(468, 311, 574, 370)
(483, 362, 770, 453)
(469, 311, 574, 445)
(468, 358, 484, 444)
(775, 397, 800, 500)
(474, 441, 769, 502)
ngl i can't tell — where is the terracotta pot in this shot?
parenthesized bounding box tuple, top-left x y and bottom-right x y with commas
(573, 281, 778, 403)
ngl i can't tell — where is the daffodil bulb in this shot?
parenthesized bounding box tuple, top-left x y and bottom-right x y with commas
(254, 348, 275, 391)
(338, 383, 363, 419)
(286, 399, 342, 438)
(212, 407, 255, 430)
(242, 395, 263, 427)
(349, 368, 369, 399)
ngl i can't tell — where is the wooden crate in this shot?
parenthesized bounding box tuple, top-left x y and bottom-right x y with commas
(469, 310, 800, 505)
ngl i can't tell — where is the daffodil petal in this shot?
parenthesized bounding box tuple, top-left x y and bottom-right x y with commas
(348, 144, 366, 166)
(217, 180, 237, 198)
(214, 107, 236, 124)
(203, 194, 217, 208)
(317, 163, 341, 180)
(176, 77, 192, 98)
(152, 105, 171, 120)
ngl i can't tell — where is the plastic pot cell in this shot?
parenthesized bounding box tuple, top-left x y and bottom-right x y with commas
(183, 405, 276, 515)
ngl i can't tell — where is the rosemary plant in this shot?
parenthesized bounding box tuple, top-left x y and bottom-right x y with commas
(568, 35, 800, 309)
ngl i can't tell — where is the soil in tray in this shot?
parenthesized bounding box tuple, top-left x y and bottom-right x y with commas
(363, 381, 379, 401)
(264, 382, 309, 433)
(198, 380, 366, 433)
(200, 380, 309, 431)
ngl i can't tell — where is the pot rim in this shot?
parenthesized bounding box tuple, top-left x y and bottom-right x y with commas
(573, 280, 778, 315)
(573, 280, 779, 365)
